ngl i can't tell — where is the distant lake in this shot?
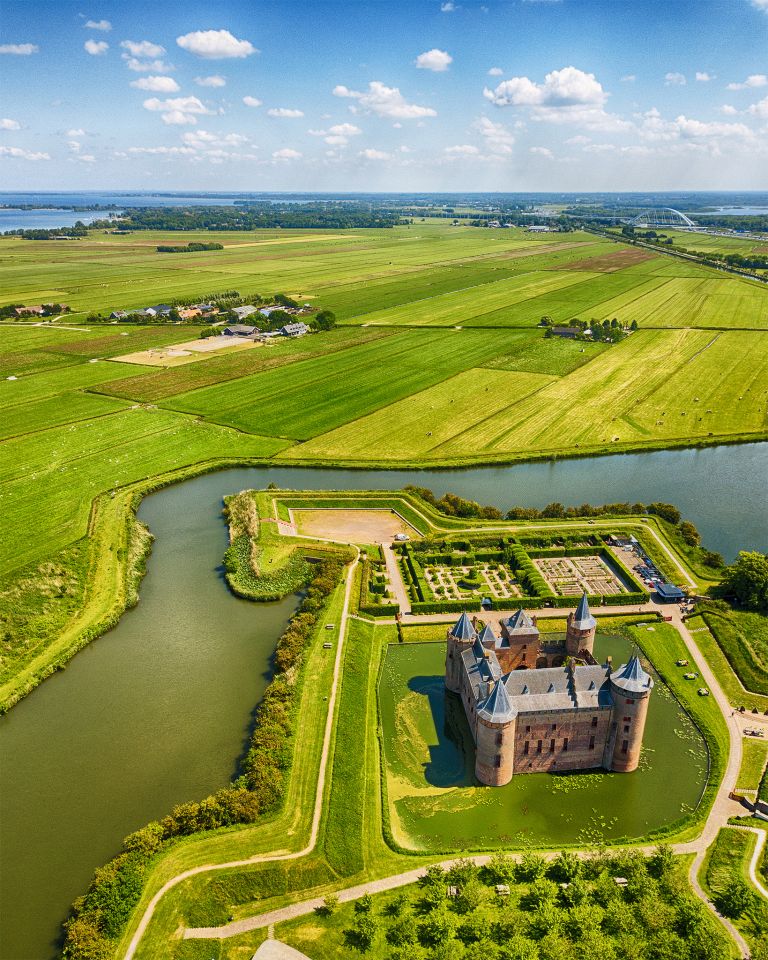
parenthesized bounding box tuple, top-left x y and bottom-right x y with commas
(0, 208, 109, 233)
(713, 206, 768, 216)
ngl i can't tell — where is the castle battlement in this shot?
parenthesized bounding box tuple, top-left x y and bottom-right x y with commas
(445, 596, 653, 786)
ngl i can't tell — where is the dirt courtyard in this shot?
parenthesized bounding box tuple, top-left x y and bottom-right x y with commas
(113, 336, 259, 367)
(292, 509, 418, 543)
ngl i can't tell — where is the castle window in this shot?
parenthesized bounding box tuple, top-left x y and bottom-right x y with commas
(551, 722, 557, 730)
(563, 738, 569, 752)
(495, 755, 502, 768)
(591, 716, 598, 728)
(496, 732, 503, 746)
(523, 741, 529, 755)
(624, 724, 630, 734)
(621, 739, 629, 754)
(550, 739, 555, 753)
(589, 736, 595, 750)
(625, 699, 633, 705)
(537, 740, 543, 754)
(525, 725, 531, 733)
(623, 716, 631, 722)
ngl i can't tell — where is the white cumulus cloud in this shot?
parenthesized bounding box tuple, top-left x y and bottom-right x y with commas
(415, 48, 452, 72)
(484, 66, 606, 107)
(124, 56, 173, 72)
(0, 145, 49, 159)
(176, 29, 256, 59)
(143, 95, 211, 125)
(473, 115, 514, 153)
(67, 127, 85, 136)
(84, 39, 108, 55)
(0, 43, 38, 55)
(130, 75, 179, 92)
(445, 144, 479, 154)
(243, 96, 263, 108)
(488, 67, 503, 77)
(120, 39, 165, 58)
(273, 147, 301, 159)
(333, 81, 436, 119)
(695, 72, 714, 82)
(195, 75, 226, 87)
(0, 118, 21, 130)
(359, 148, 390, 159)
(664, 72, 686, 86)
(726, 74, 767, 91)
(85, 19, 111, 31)
(441, 2, 456, 10)
(530, 146, 554, 158)
(267, 107, 304, 118)
(748, 96, 768, 118)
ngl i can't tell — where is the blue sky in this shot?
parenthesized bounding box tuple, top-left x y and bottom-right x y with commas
(1, 0, 767, 190)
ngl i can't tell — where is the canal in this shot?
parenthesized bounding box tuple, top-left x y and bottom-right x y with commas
(0, 442, 766, 958)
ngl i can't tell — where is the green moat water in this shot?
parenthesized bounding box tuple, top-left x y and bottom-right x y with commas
(0, 443, 765, 959)
(379, 633, 708, 852)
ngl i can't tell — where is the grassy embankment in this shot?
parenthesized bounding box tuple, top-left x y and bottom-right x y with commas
(684, 614, 768, 714)
(700, 827, 768, 953)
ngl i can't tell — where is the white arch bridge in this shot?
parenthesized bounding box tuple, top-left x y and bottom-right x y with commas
(628, 207, 697, 228)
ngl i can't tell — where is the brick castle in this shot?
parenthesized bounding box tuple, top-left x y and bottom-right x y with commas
(445, 594, 653, 786)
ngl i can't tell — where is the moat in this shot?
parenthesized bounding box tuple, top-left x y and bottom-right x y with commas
(0, 442, 766, 959)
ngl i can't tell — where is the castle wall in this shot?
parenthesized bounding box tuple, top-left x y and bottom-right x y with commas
(566, 622, 596, 657)
(496, 642, 538, 672)
(511, 708, 613, 774)
(609, 688, 651, 773)
(475, 715, 516, 786)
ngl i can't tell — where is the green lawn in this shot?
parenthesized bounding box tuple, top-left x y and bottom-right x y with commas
(700, 608, 768, 696)
(162, 328, 542, 440)
(291, 328, 768, 463)
(737, 738, 768, 792)
(701, 827, 768, 953)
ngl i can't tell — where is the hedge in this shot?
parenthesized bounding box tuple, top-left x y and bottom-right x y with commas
(359, 604, 400, 617)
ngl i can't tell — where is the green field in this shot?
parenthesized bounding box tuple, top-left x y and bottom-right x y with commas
(1, 219, 767, 711)
(292, 328, 768, 462)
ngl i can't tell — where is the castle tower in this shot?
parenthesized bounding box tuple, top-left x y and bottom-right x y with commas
(474, 680, 517, 786)
(566, 593, 596, 657)
(445, 612, 477, 694)
(607, 654, 654, 773)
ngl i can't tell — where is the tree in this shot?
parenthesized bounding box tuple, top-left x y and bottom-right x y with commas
(317, 894, 339, 916)
(349, 912, 378, 951)
(719, 551, 768, 611)
(486, 852, 516, 883)
(630, 319, 639, 331)
(648, 844, 674, 879)
(678, 521, 701, 547)
(418, 905, 457, 946)
(716, 878, 756, 919)
(386, 911, 418, 946)
(312, 309, 336, 330)
(521, 878, 558, 911)
(516, 852, 547, 882)
(549, 850, 582, 883)
(647, 502, 681, 525)
(355, 892, 373, 913)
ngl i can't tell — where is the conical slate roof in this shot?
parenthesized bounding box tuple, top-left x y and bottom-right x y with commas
(451, 611, 477, 642)
(571, 592, 596, 630)
(611, 654, 654, 694)
(472, 635, 487, 661)
(504, 608, 536, 633)
(477, 679, 517, 723)
(479, 623, 497, 645)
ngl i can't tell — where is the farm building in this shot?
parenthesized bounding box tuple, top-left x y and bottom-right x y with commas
(551, 326, 581, 339)
(655, 582, 685, 602)
(223, 324, 259, 337)
(280, 322, 310, 338)
(231, 305, 259, 321)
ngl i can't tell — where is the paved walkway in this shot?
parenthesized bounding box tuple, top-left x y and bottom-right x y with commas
(381, 542, 411, 614)
(252, 939, 312, 960)
(121, 548, 360, 960)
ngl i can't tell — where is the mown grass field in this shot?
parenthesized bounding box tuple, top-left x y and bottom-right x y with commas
(0, 220, 766, 702)
(290, 328, 768, 462)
